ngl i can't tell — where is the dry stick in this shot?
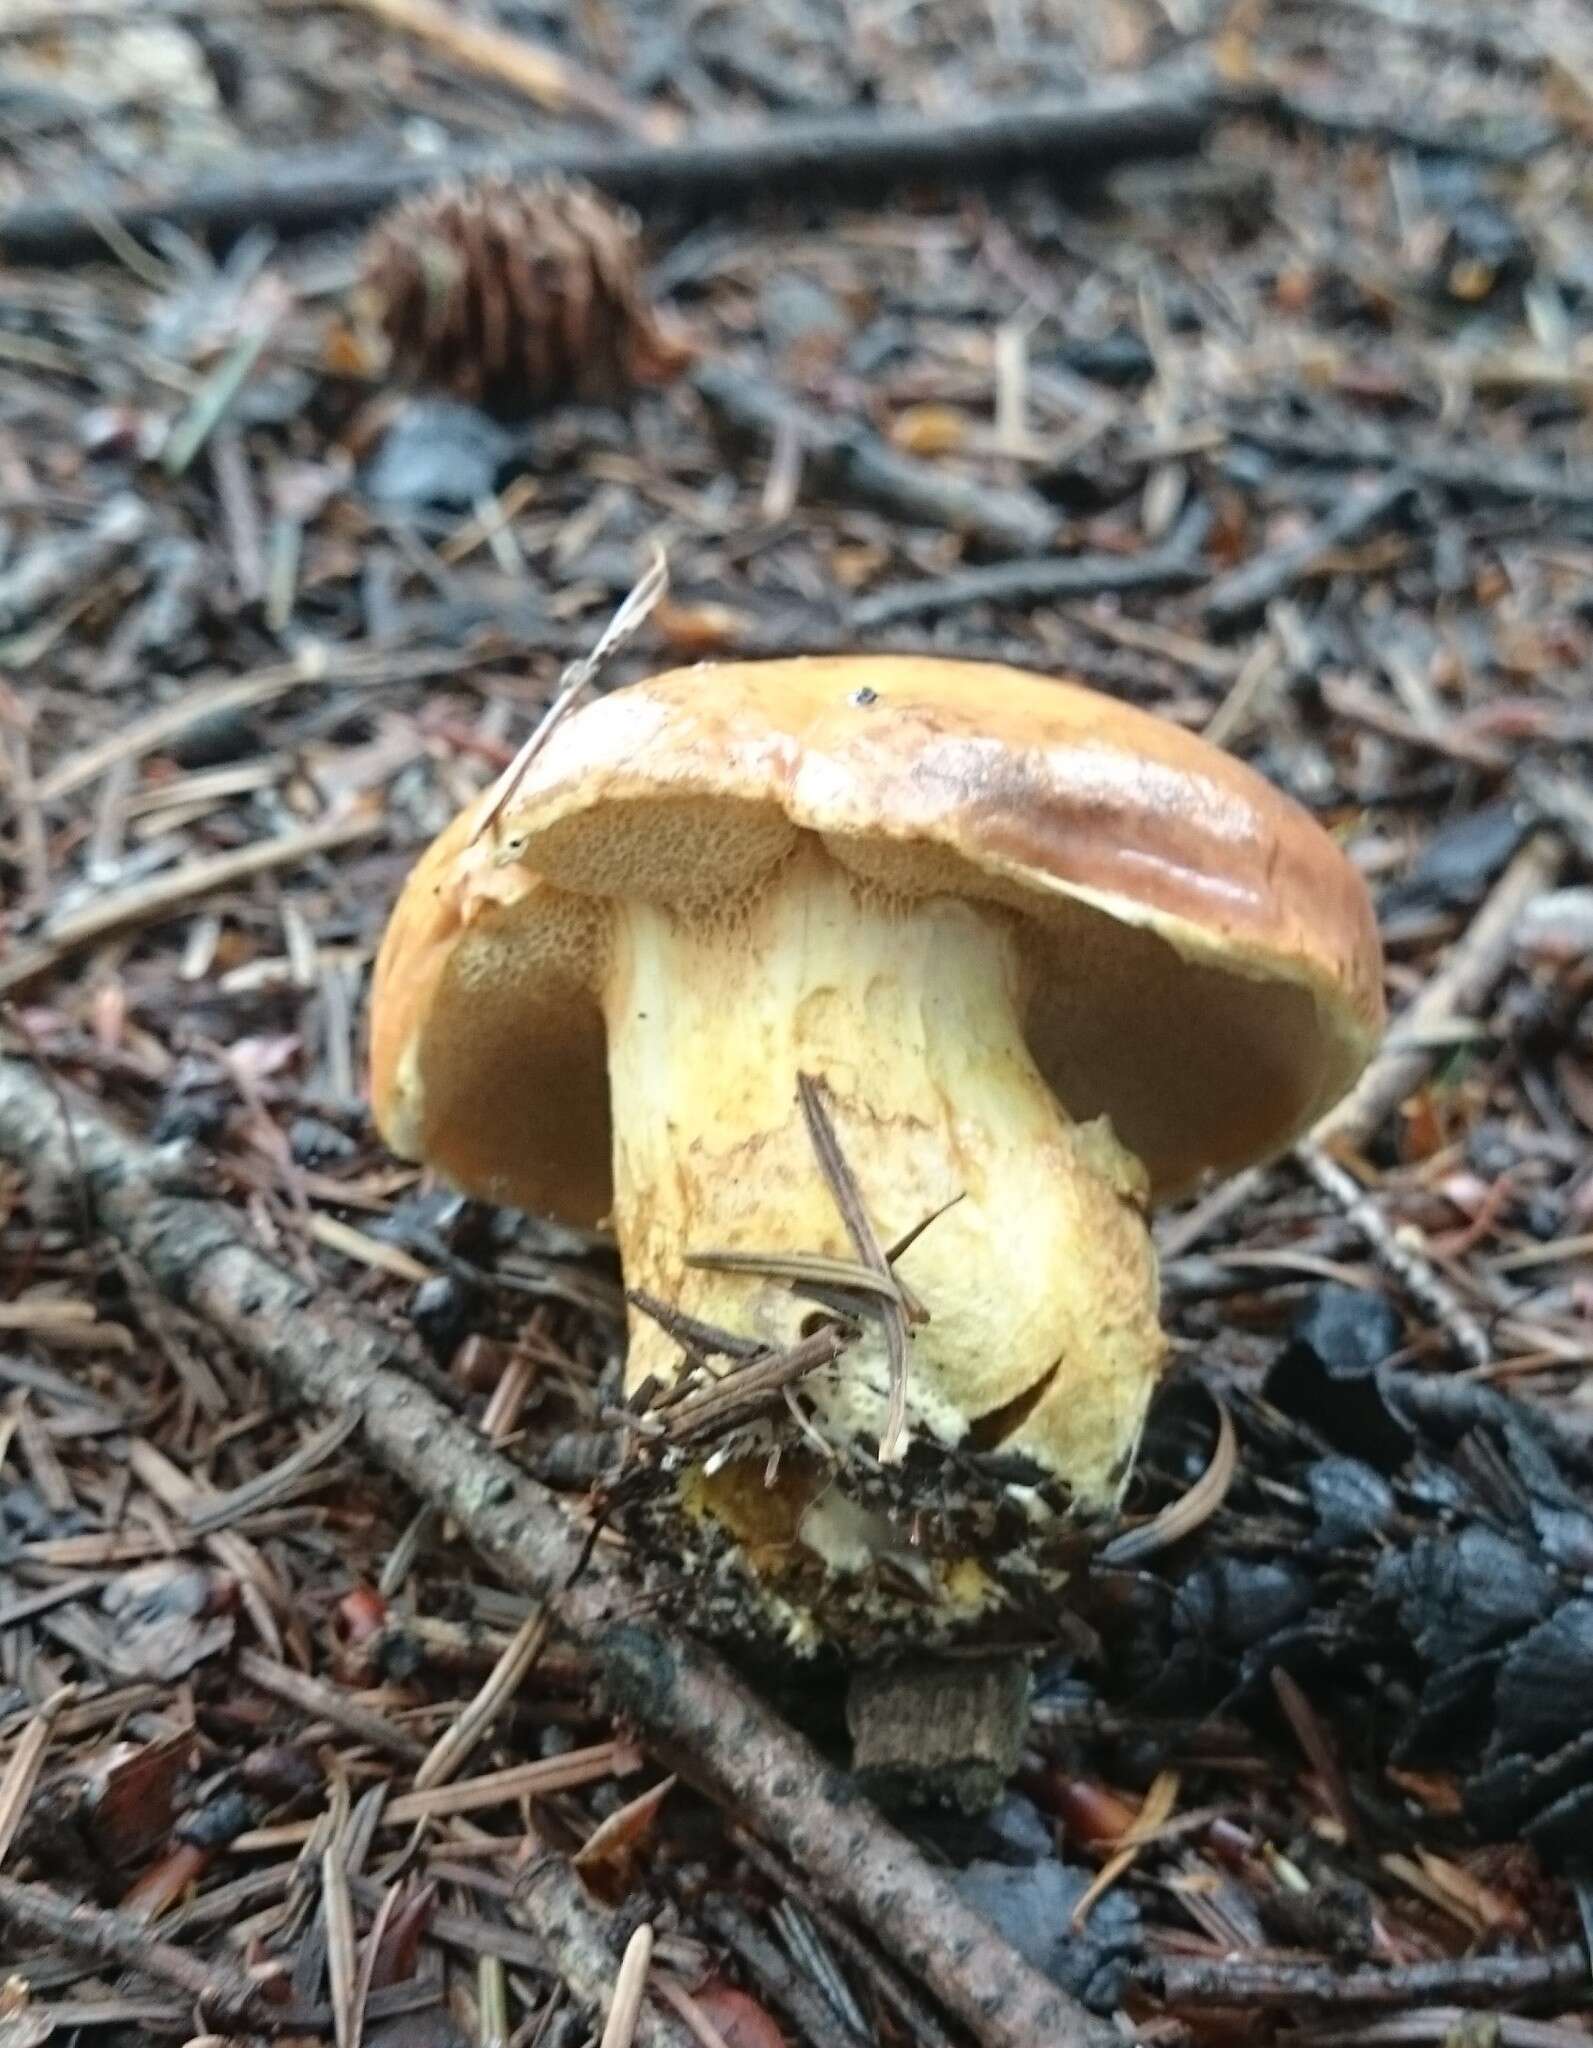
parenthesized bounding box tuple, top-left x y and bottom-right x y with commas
(237, 1647, 427, 1766)
(731, 1830, 961, 2048)
(1321, 673, 1512, 774)
(0, 1688, 69, 1868)
(0, 84, 1230, 264)
(1295, 1141, 1493, 1369)
(0, 494, 147, 634)
(1157, 831, 1567, 1264)
(37, 643, 513, 806)
(1199, 472, 1414, 627)
(1151, 1945, 1592, 2012)
(1318, 831, 1566, 1153)
(1519, 764, 1593, 865)
(851, 542, 1202, 628)
(334, 0, 657, 136)
(696, 361, 1057, 555)
(1228, 419, 1593, 514)
(0, 814, 379, 996)
(1306, 0, 1543, 70)
(1269, 87, 1554, 164)
(700, 1894, 869, 2048)
(654, 1325, 851, 1449)
(0, 1059, 1115, 2048)
(850, 504, 1209, 628)
(0, 1872, 269, 2029)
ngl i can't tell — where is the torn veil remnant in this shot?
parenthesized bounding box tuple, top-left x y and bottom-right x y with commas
(369, 655, 1382, 1649)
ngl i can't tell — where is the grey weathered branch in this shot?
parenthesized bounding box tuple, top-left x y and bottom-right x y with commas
(0, 1051, 1116, 2048)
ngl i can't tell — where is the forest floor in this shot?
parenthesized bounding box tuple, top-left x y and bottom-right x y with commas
(2, 1, 1593, 2044)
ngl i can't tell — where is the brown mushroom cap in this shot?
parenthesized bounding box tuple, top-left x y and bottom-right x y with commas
(370, 655, 1383, 1219)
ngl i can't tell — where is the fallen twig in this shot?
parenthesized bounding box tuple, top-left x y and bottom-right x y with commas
(1150, 1943, 1593, 2011)
(849, 520, 1206, 628)
(1520, 765, 1593, 867)
(237, 1647, 427, 1765)
(0, 1873, 271, 2030)
(0, 85, 1232, 263)
(0, 1055, 1115, 2048)
(1200, 472, 1413, 627)
(1293, 2011, 1592, 2047)
(1160, 830, 1567, 1260)
(1295, 1141, 1493, 1369)
(1230, 419, 1593, 512)
(1271, 88, 1556, 162)
(0, 496, 147, 633)
(35, 643, 535, 807)
(0, 1690, 69, 1869)
(0, 813, 380, 996)
(1317, 831, 1567, 1152)
(696, 361, 1058, 554)
(1298, 0, 1544, 72)
(646, 1324, 851, 1451)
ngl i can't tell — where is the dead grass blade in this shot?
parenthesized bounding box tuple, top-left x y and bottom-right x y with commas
(1096, 1387, 1237, 1566)
(322, 1842, 359, 2048)
(412, 1608, 549, 1792)
(0, 813, 379, 995)
(186, 1410, 362, 1535)
(1069, 1769, 1180, 1929)
(0, 1688, 70, 1869)
(600, 1921, 655, 2048)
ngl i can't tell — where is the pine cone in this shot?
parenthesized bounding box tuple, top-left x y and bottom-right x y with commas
(357, 175, 690, 411)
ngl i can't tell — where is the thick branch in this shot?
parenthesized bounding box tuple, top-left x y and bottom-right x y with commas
(0, 1873, 270, 2030)
(0, 1054, 1116, 2048)
(0, 85, 1229, 263)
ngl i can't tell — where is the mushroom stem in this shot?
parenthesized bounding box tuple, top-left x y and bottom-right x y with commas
(601, 842, 1165, 1504)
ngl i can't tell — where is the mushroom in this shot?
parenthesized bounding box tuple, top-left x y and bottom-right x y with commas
(370, 656, 1381, 1640)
